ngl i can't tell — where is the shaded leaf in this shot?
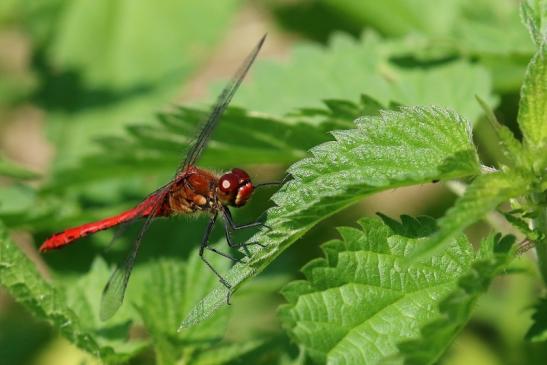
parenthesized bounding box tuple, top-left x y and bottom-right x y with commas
(526, 296, 547, 342)
(0, 222, 145, 363)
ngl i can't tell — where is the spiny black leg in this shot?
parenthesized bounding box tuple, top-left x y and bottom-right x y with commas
(199, 213, 233, 304)
(222, 208, 266, 249)
(223, 206, 269, 231)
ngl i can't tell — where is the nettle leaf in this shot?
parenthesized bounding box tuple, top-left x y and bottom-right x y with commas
(43, 107, 327, 193)
(518, 42, 547, 151)
(0, 156, 40, 180)
(37, 0, 238, 165)
(410, 171, 531, 260)
(526, 296, 547, 343)
(475, 96, 528, 168)
(278, 216, 513, 364)
(396, 233, 516, 364)
(231, 32, 495, 123)
(520, 0, 547, 47)
(181, 106, 481, 328)
(137, 251, 232, 364)
(0, 222, 145, 363)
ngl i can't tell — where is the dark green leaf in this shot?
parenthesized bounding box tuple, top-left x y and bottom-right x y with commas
(526, 296, 547, 342)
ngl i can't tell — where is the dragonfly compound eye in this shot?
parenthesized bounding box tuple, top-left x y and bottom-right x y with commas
(219, 173, 240, 194)
(219, 169, 254, 207)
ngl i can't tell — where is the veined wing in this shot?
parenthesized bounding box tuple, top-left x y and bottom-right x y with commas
(99, 186, 170, 320)
(178, 34, 266, 172)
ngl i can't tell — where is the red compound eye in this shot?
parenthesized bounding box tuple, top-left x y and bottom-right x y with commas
(219, 173, 239, 194)
(231, 168, 250, 182)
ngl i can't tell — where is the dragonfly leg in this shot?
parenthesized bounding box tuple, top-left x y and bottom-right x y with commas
(199, 213, 233, 304)
(222, 208, 266, 249)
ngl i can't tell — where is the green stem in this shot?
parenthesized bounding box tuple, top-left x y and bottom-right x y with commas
(533, 193, 547, 284)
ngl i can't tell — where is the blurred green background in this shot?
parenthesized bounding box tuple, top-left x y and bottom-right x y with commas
(0, 0, 544, 364)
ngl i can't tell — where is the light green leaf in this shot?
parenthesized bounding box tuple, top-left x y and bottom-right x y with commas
(0, 222, 145, 363)
(36, 0, 238, 165)
(279, 216, 513, 364)
(231, 32, 495, 123)
(0, 156, 39, 180)
(410, 171, 531, 260)
(518, 43, 547, 151)
(397, 233, 516, 364)
(181, 106, 481, 328)
(321, 0, 459, 36)
(188, 339, 266, 365)
(48, 0, 238, 88)
(520, 0, 547, 46)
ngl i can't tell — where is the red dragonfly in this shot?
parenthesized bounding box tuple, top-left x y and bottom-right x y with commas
(40, 35, 277, 320)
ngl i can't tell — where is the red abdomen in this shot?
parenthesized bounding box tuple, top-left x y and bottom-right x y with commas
(40, 193, 167, 252)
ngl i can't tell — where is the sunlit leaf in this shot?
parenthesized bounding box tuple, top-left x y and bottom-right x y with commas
(518, 43, 547, 151)
(181, 106, 481, 328)
(278, 216, 514, 364)
(409, 171, 531, 260)
(231, 32, 495, 122)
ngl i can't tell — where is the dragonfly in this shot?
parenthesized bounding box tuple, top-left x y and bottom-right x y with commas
(40, 34, 278, 321)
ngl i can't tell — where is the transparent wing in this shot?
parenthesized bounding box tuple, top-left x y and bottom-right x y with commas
(178, 34, 266, 172)
(99, 188, 170, 321)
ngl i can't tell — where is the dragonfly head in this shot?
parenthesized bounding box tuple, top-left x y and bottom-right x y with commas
(218, 168, 254, 207)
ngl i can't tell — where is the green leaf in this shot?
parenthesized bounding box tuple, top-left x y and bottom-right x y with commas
(180, 106, 481, 328)
(520, 0, 547, 46)
(0, 222, 145, 363)
(34, 0, 238, 165)
(526, 296, 547, 342)
(397, 233, 516, 364)
(475, 95, 528, 168)
(231, 32, 495, 123)
(278, 216, 513, 364)
(188, 339, 267, 365)
(321, 0, 459, 36)
(42, 107, 328, 193)
(137, 251, 232, 364)
(518, 42, 547, 152)
(410, 171, 531, 260)
(0, 156, 40, 180)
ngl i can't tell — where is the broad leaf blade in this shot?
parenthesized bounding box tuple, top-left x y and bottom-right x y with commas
(0, 223, 144, 362)
(181, 106, 481, 328)
(518, 42, 547, 150)
(278, 216, 491, 364)
(410, 171, 531, 260)
(231, 32, 495, 123)
(137, 252, 232, 364)
(397, 233, 516, 364)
